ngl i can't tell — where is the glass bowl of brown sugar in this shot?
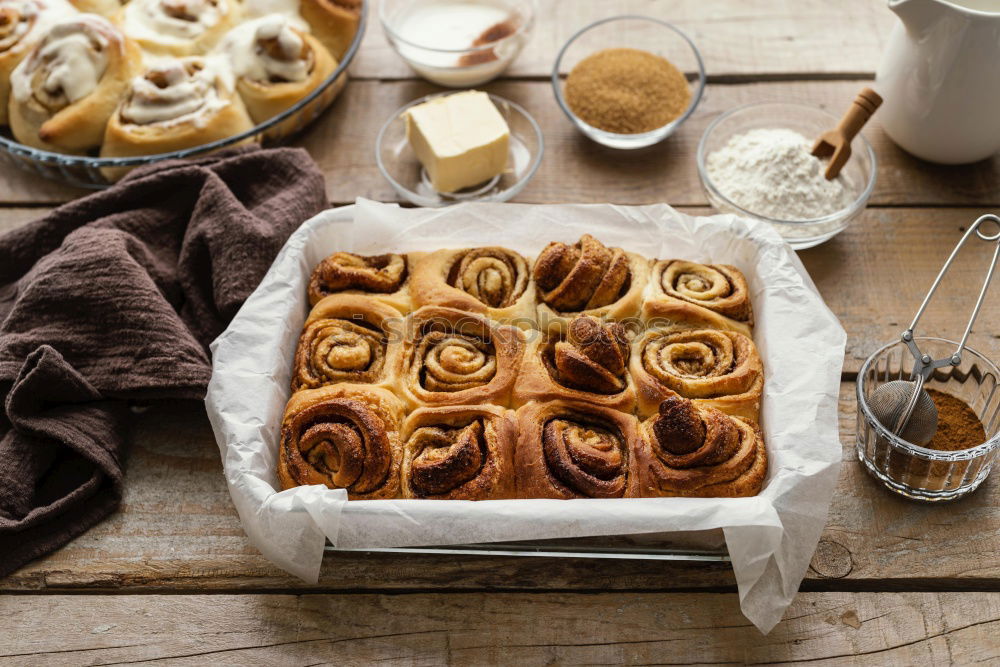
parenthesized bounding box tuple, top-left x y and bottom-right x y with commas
(551, 15, 706, 149)
(856, 337, 1000, 502)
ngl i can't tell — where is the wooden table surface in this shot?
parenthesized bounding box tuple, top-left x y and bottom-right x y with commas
(3, 1, 1000, 664)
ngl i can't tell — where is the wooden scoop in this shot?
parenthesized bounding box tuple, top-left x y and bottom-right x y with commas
(811, 87, 883, 180)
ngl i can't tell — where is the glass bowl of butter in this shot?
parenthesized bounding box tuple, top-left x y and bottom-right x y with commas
(376, 90, 544, 207)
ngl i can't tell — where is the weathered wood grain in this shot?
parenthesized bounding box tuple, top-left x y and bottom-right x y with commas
(3, 79, 1000, 206)
(2, 379, 997, 593)
(353, 0, 894, 80)
(2, 591, 998, 665)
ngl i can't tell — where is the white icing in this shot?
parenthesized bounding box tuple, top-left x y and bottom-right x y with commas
(123, 0, 227, 51)
(120, 55, 230, 126)
(10, 15, 112, 105)
(217, 14, 307, 83)
(0, 0, 78, 52)
(240, 0, 304, 28)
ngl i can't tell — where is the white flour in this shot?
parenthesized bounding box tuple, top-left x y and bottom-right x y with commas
(706, 128, 854, 221)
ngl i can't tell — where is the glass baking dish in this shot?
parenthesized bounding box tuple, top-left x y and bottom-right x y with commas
(0, 2, 368, 190)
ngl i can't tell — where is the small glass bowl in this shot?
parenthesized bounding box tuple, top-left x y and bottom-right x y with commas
(697, 102, 876, 250)
(856, 337, 1000, 502)
(551, 15, 705, 150)
(375, 92, 543, 207)
(380, 0, 536, 87)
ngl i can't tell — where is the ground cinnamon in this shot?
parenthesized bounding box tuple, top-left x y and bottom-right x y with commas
(925, 388, 986, 451)
(564, 48, 691, 134)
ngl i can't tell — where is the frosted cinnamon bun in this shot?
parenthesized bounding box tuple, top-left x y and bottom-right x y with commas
(299, 0, 358, 61)
(291, 294, 404, 393)
(278, 383, 405, 499)
(8, 15, 140, 153)
(410, 246, 536, 324)
(307, 251, 419, 313)
(514, 400, 639, 499)
(644, 259, 753, 335)
(630, 397, 767, 498)
(0, 0, 76, 124)
(533, 234, 649, 335)
(631, 328, 763, 420)
(513, 314, 636, 412)
(100, 56, 254, 176)
(218, 14, 336, 124)
(400, 404, 517, 500)
(120, 0, 240, 55)
(398, 306, 525, 409)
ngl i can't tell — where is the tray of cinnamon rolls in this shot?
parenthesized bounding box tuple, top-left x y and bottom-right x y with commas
(0, 0, 364, 185)
(278, 232, 767, 500)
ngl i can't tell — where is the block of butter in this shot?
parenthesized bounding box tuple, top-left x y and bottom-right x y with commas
(404, 91, 510, 193)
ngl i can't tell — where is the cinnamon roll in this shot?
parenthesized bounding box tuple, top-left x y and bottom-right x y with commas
(218, 14, 336, 125)
(410, 246, 536, 324)
(514, 400, 638, 499)
(8, 15, 140, 153)
(299, 0, 359, 61)
(291, 294, 404, 393)
(400, 404, 517, 500)
(644, 259, 754, 335)
(278, 383, 405, 499)
(307, 251, 418, 313)
(120, 0, 241, 56)
(631, 328, 763, 420)
(533, 234, 649, 334)
(513, 314, 636, 412)
(399, 306, 525, 409)
(630, 397, 767, 498)
(0, 0, 76, 125)
(100, 56, 254, 178)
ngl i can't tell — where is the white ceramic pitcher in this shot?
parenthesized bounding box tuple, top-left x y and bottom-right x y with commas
(876, 0, 1000, 164)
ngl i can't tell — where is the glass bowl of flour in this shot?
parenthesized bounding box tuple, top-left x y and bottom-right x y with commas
(697, 102, 877, 250)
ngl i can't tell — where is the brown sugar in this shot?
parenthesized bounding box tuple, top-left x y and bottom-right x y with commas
(564, 48, 691, 134)
(925, 388, 987, 451)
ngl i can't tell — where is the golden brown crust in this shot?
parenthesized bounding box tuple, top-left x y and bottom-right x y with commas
(629, 397, 767, 498)
(397, 306, 525, 409)
(410, 247, 536, 324)
(291, 294, 404, 392)
(307, 251, 417, 313)
(278, 384, 405, 499)
(514, 400, 639, 499)
(631, 328, 763, 420)
(513, 315, 637, 412)
(400, 405, 517, 500)
(298, 0, 359, 61)
(533, 235, 649, 335)
(643, 259, 753, 334)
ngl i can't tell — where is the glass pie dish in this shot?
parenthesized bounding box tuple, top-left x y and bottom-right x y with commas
(0, 1, 368, 189)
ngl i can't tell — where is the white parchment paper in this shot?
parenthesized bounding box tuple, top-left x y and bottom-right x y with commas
(206, 199, 846, 633)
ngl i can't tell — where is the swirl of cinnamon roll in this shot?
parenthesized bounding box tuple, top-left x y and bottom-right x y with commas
(121, 0, 240, 55)
(9, 15, 140, 153)
(447, 247, 529, 309)
(653, 260, 753, 325)
(401, 406, 515, 500)
(633, 397, 767, 497)
(533, 234, 631, 312)
(514, 401, 637, 499)
(293, 318, 386, 389)
(308, 252, 408, 306)
(546, 315, 629, 395)
(278, 385, 404, 498)
(416, 330, 496, 392)
(633, 328, 763, 419)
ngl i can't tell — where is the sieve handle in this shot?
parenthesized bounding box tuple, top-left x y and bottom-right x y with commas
(903, 214, 1000, 376)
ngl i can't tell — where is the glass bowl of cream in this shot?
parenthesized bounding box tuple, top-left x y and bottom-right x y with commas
(380, 0, 536, 87)
(697, 102, 877, 250)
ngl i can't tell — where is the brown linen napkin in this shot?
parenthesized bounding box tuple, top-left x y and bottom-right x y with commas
(0, 146, 327, 577)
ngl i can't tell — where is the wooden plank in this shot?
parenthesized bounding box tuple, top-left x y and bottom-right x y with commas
(2, 378, 998, 593)
(1, 592, 998, 665)
(3, 80, 999, 206)
(353, 0, 894, 80)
